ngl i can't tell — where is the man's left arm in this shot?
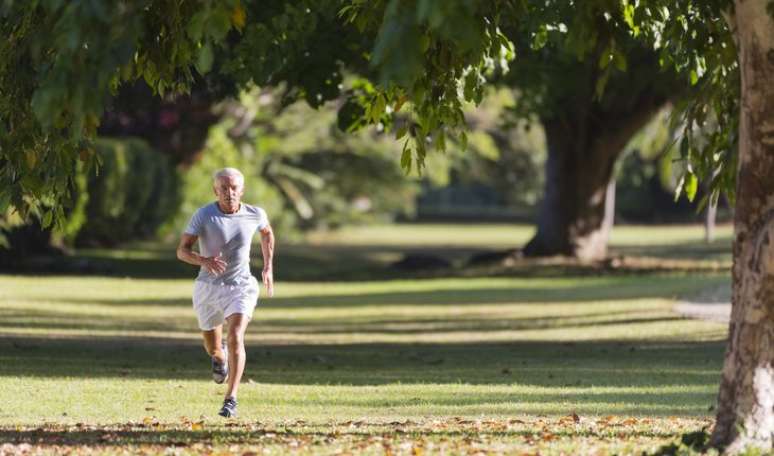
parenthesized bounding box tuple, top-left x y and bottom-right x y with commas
(259, 224, 274, 297)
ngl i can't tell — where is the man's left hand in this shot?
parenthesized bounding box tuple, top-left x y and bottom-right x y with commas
(262, 267, 274, 298)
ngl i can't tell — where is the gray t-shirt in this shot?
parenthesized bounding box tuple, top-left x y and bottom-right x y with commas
(184, 202, 269, 285)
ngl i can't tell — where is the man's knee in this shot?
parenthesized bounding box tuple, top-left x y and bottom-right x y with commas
(228, 329, 244, 348)
(227, 324, 246, 347)
(226, 314, 248, 347)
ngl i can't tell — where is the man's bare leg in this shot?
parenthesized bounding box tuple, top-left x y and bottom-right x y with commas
(202, 325, 226, 363)
(224, 313, 249, 400)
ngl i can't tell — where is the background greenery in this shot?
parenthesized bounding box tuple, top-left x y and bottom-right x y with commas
(1, 85, 717, 253)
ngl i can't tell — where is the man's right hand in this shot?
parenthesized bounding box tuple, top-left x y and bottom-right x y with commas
(201, 253, 227, 276)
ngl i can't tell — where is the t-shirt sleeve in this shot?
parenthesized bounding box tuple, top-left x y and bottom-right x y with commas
(184, 208, 204, 235)
(257, 207, 270, 231)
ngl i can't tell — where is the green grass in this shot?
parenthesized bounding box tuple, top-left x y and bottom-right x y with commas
(0, 223, 732, 454)
(305, 223, 733, 248)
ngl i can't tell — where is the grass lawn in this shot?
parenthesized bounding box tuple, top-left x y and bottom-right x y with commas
(0, 224, 731, 455)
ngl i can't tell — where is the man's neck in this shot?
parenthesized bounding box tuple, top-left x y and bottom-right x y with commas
(217, 202, 241, 214)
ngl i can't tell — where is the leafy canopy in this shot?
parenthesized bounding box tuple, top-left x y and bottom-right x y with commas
(0, 0, 738, 224)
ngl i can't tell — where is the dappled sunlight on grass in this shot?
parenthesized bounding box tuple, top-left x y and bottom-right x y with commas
(1, 271, 727, 430)
(0, 274, 727, 343)
(0, 223, 734, 454)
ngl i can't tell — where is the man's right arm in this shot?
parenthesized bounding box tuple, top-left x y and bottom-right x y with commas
(176, 233, 227, 275)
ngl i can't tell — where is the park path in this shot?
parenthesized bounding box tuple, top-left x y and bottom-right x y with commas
(674, 283, 731, 323)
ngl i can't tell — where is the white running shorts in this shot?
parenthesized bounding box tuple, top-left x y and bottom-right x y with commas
(192, 276, 260, 330)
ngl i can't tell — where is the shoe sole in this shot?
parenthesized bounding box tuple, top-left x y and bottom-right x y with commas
(213, 342, 229, 384)
(212, 358, 228, 384)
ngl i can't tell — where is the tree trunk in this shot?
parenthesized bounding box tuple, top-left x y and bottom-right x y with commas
(705, 169, 721, 243)
(523, 119, 618, 261)
(524, 101, 661, 261)
(705, 198, 718, 243)
(711, 0, 774, 452)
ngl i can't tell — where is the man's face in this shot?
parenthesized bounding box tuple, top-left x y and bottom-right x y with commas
(214, 175, 244, 213)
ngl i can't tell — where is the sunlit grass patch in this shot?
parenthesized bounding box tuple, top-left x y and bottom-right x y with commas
(0, 223, 733, 454)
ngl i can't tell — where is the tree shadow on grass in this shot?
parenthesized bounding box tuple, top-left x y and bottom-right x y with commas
(2, 237, 733, 281)
(0, 307, 688, 335)
(0, 329, 726, 420)
(41, 273, 724, 311)
(0, 421, 695, 448)
(0, 335, 724, 387)
(611, 239, 732, 262)
(2, 244, 417, 281)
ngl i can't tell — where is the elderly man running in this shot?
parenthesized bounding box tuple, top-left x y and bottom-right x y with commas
(176, 167, 275, 418)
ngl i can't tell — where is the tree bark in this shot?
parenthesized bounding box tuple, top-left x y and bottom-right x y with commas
(524, 99, 663, 261)
(523, 119, 617, 261)
(711, 0, 774, 452)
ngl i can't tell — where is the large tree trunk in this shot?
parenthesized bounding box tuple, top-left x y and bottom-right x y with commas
(524, 99, 663, 261)
(523, 119, 618, 261)
(711, 0, 774, 452)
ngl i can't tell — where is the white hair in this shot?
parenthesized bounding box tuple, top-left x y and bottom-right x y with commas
(212, 167, 244, 185)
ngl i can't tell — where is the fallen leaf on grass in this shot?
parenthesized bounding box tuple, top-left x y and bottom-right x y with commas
(596, 415, 616, 426)
(558, 413, 581, 425)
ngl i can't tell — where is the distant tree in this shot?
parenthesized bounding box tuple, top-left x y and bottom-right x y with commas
(497, 5, 684, 260)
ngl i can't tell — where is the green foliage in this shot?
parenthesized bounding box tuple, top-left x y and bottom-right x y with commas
(73, 138, 179, 245)
(0, 0, 745, 228)
(0, 7, 85, 230)
(165, 86, 418, 237)
(423, 88, 547, 212)
(0, 0, 241, 223)
(0, 137, 179, 247)
(55, 161, 90, 244)
(164, 121, 291, 239)
(223, 0, 362, 108)
(614, 110, 711, 223)
(346, 0, 738, 204)
(618, 0, 738, 203)
(256, 89, 419, 228)
(340, 0, 515, 173)
(0, 208, 26, 249)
